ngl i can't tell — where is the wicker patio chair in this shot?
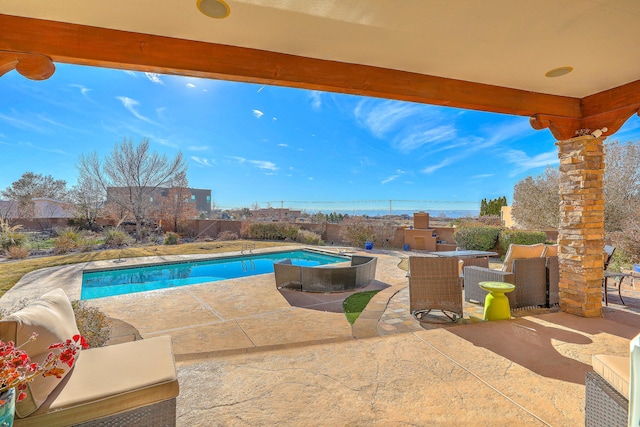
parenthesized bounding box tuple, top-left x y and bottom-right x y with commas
(546, 256, 560, 306)
(459, 257, 489, 288)
(464, 257, 547, 309)
(408, 256, 462, 322)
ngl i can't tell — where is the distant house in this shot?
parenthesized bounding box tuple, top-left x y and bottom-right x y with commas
(32, 197, 75, 218)
(501, 206, 517, 228)
(0, 199, 18, 220)
(106, 187, 212, 216)
(253, 208, 302, 222)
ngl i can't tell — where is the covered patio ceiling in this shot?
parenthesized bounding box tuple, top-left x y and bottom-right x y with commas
(2, 0, 640, 140)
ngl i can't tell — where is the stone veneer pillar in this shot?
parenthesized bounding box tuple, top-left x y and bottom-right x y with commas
(557, 135, 605, 317)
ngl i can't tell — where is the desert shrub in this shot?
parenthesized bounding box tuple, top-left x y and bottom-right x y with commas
(55, 227, 81, 242)
(164, 232, 180, 245)
(454, 225, 501, 251)
(71, 301, 111, 348)
(6, 245, 30, 259)
(0, 220, 27, 252)
(0, 299, 111, 348)
(78, 236, 98, 252)
(341, 222, 375, 248)
(103, 229, 132, 248)
(476, 214, 502, 226)
(295, 229, 324, 245)
(54, 235, 78, 254)
(216, 231, 238, 241)
(498, 229, 547, 252)
(247, 223, 299, 240)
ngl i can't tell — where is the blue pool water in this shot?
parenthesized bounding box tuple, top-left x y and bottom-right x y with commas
(81, 250, 349, 300)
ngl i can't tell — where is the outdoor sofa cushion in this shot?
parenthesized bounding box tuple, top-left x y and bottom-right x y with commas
(592, 354, 630, 399)
(0, 289, 82, 418)
(16, 335, 179, 427)
(542, 244, 559, 257)
(502, 243, 546, 272)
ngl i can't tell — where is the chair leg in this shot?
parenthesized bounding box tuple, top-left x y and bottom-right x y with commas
(616, 278, 625, 305)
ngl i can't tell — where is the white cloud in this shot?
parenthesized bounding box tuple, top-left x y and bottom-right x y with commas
(381, 169, 406, 184)
(472, 173, 495, 179)
(309, 91, 322, 110)
(278, 143, 288, 147)
(229, 156, 278, 171)
(145, 73, 164, 84)
(188, 145, 209, 151)
(0, 113, 44, 132)
(381, 175, 399, 184)
(19, 141, 71, 156)
(393, 125, 457, 153)
(70, 84, 91, 97)
(354, 100, 458, 154)
(191, 156, 213, 167)
(122, 70, 137, 77)
(422, 158, 454, 174)
(252, 109, 264, 119)
(354, 100, 425, 138)
(116, 96, 158, 124)
(156, 138, 179, 149)
(249, 160, 278, 171)
(504, 149, 559, 176)
(478, 120, 534, 149)
(186, 83, 196, 88)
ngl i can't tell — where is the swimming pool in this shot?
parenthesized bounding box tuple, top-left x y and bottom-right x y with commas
(81, 250, 349, 300)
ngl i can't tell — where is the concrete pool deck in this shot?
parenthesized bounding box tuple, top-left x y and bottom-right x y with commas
(2, 246, 639, 425)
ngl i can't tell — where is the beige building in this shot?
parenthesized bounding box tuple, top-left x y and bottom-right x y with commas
(501, 206, 517, 228)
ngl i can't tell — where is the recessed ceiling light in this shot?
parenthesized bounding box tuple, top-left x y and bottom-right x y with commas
(545, 66, 574, 78)
(197, 0, 230, 19)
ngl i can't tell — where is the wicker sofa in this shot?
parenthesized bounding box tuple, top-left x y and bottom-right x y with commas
(585, 355, 629, 426)
(274, 255, 377, 292)
(0, 289, 179, 427)
(463, 243, 559, 309)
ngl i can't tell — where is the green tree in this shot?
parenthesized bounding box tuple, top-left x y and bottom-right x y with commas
(1, 172, 68, 218)
(480, 196, 507, 216)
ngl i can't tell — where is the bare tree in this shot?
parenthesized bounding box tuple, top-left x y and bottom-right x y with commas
(511, 166, 560, 230)
(0, 200, 18, 224)
(77, 138, 186, 240)
(511, 140, 640, 233)
(1, 172, 68, 218)
(70, 176, 106, 230)
(603, 140, 640, 232)
(156, 171, 198, 232)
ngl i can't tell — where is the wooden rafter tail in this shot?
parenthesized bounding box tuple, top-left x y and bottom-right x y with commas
(0, 50, 55, 80)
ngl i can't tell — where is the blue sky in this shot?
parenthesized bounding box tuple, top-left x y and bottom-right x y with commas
(2, 63, 640, 213)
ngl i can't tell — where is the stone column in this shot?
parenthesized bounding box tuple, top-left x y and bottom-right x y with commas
(557, 135, 605, 317)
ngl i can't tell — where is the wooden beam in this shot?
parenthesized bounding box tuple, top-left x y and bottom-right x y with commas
(4, 14, 640, 140)
(0, 14, 579, 119)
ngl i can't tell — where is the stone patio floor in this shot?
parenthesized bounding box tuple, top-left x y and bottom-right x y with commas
(2, 245, 639, 426)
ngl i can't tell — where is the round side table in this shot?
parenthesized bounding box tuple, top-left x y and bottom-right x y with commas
(479, 281, 515, 321)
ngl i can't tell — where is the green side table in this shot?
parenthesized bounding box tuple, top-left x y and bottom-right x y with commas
(479, 281, 515, 321)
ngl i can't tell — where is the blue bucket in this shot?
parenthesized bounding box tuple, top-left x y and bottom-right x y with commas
(364, 241, 373, 250)
(404, 244, 410, 251)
